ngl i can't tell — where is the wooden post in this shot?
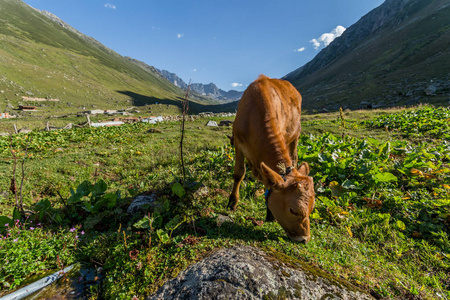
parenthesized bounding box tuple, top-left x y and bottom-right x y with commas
(86, 114, 91, 127)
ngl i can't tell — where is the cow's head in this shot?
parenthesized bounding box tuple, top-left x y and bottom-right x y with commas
(261, 162, 315, 243)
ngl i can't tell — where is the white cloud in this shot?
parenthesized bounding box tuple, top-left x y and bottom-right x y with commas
(104, 3, 116, 9)
(192, 68, 197, 72)
(231, 83, 243, 88)
(294, 47, 306, 52)
(177, 33, 184, 39)
(310, 25, 346, 50)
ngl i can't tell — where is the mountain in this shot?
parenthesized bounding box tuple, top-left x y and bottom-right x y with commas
(0, 0, 220, 116)
(284, 0, 450, 111)
(156, 69, 243, 103)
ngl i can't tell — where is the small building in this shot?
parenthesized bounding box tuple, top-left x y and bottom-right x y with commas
(141, 116, 164, 124)
(0, 112, 10, 119)
(105, 109, 118, 115)
(88, 109, 105, 115)
(19, 105, 37, 111)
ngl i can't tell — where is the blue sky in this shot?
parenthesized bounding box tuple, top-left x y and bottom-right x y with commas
(24, 0, 384, 91)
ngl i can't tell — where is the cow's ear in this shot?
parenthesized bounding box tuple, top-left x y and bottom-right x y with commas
(261, 162, 284, 188)
(297, 162, 310, 176)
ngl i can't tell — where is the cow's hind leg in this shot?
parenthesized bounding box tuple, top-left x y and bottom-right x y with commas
(227, 147, 245, 211)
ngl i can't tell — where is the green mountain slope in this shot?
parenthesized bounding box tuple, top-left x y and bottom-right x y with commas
(284, 0, 450, 111)
(0, 0, 218, 116)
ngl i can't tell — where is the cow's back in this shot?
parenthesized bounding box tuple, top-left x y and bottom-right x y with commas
(232, 75, 302, 184)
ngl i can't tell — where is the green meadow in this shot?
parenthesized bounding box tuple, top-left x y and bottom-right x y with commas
(0, 105, 449, 299)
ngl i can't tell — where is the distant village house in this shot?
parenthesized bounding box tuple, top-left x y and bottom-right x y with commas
(19, 105, 37, 111)
(0, 112, 10, 119)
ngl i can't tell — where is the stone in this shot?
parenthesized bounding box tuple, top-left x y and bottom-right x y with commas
(216, 214, 234, 227)
(127, 194, 158, 215)
(424, 84, 437, 96)
(0, 191, 8, 199)
(218, 120, 233, 127)
(206, 121, 218, 127)
(18, 128, 32, 134)
(148, 246, 373, 300)
(194, 185, 209, 198)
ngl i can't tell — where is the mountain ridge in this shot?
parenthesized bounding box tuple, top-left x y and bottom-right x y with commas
(284, 0, 450, 111)
(155, 68, 243, 103)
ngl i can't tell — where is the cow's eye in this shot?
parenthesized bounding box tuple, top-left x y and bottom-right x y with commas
(289, 208, 301, 217)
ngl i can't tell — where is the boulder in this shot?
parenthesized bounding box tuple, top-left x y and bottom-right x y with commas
(148, 246, 373, 300)
(206, 121, 218, 127)
(424, 84, 437, 96)
(218, 120, 233, 127)
(127, 194, 158, 215)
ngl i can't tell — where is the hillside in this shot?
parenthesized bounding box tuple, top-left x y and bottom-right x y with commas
(284, 0, 450, 111)
(0, 0, 219, 117)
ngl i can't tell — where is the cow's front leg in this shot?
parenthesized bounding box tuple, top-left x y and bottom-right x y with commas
(228, 147, 245, 211)
(265, 206, 275, 222)
(289, 138, 299, 166)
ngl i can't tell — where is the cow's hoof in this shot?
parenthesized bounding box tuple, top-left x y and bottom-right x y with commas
(227, 195, 238, 211)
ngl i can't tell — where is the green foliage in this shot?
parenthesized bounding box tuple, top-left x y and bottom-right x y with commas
(0, 221, 80, 290)
(367, 105, 450, 139)
(0, 108, 449, 299)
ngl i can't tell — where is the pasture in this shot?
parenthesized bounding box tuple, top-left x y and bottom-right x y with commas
(0, 105, 449, 299)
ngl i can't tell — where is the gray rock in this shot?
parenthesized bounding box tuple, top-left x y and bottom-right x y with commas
(127, 194, 158, 215)
(148, 246, 373, 300)
(219, 120, 233, 127)
(206, 121, 218, 127)
(216, 214, 234, 227)
(424, 84, 437, 96)
(18, 128, 32, 134)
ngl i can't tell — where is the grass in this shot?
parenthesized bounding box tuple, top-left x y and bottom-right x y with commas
(0, 106, 449, 299)
(0, 0, 230, 121)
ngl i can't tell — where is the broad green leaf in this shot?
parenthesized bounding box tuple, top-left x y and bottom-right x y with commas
(379, 141, 391, 160)
(319, 196, 336, 208)
(374, 172, 397, 183)
(172, 182, 186, 198)
(329, 181, 343, 197)
(134, 216, 152, 229)
(157, 229, 170, 243)
(103, 193, 117, 209)
(76, 180, 92, 197)
(92, 179, 107, 198)
(12, 207, 21, 222)
(396, 220, 406, 231)
(83, 202, 94, 213)
(153, 211, 163, 228)
(342, 180, 360, 190)
(165, 214, 186, 232)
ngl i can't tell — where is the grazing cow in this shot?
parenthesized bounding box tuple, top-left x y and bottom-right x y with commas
(228, 75, 315, 243)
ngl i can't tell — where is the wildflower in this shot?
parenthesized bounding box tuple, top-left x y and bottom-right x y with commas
(30, 227, 35, 230)
(13, 238, 18, 242)
(75, 235, 79, 240)
(70, 227, 76, 233)
(4, 223, 8, 227)
(81, 230, 85, 235)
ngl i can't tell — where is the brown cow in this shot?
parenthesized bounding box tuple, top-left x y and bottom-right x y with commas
(228, 75, 315, 242)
